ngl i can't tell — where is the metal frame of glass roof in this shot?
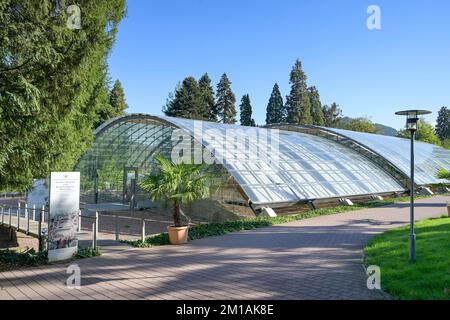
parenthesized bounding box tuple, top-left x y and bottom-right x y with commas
(267, 124, 450, 187)
(75, 114, 411, 208)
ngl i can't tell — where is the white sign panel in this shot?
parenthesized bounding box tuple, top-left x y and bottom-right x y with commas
(48, 172, 80, 262)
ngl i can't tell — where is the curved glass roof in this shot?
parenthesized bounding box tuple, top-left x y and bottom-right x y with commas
(161, 116, 404, 204)
(76, 114, 406, 206)
(324, 127, 450, 185)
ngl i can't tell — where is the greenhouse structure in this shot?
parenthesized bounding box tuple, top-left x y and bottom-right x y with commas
(75, 114, 450, 217)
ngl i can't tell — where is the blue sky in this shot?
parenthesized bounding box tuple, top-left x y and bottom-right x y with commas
(108, 0, 450, 130)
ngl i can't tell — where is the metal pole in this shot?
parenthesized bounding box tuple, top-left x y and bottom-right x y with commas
(115, 213, 119, 241)
(92, 222, 95, 248)
(77, 210, 81, 233)
(409, 130, 416, 263)
(94, 175, 99, 204)
(9, 208, 13, 239)
(1, 207, 3, 225)
(17, 202, 20, 231)
(95, 211, 98, 238)
(41, 205, 45, 224)
(32, 204, 36, 221)
(26, 204, 30, 235)
(38, 206, 45, 252)
(141, 216, 145, 243)
(92, 211, 98, 249)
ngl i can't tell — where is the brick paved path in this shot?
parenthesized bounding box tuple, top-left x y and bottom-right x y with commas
(0, 195, 448, 300)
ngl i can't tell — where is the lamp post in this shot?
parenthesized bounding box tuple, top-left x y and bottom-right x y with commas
(395, 109, 431, 263)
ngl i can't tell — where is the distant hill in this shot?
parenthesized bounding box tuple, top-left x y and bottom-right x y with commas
(374, 123, 398, 136)
(340, 117, 398, 136)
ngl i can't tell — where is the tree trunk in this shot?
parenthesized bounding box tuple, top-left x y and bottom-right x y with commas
(173, 201, 181, 227)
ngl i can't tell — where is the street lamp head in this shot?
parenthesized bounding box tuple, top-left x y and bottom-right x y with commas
(395, 109, 431, 131)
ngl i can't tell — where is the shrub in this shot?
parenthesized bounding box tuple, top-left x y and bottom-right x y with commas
(123, 195, 431, 248)
(75, 247, 101, 258)
(0, 249, 48, 267)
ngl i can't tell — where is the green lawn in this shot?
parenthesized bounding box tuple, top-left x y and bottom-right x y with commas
(364, 216, 450, 300)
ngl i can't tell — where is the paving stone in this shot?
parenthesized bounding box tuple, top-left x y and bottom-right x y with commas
(0, 196, 447, 300)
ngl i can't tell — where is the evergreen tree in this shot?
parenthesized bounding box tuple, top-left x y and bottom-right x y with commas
(216, 73, 236, 124)
(0, 0, 126, 190)
(285, 59, 312, 124)
(109, 80, 128, 116)
(322, 103, 343, 127)
(308, 86, 324, 126)
(198, 73, 217, 121)
(435, 106, 450, 141)
(96, 79, 128, 126)
(162, 82, 181, 117)
(239, 94, 256, 126)
(265, 83, 285, 124)
(164, 77, 203, 119)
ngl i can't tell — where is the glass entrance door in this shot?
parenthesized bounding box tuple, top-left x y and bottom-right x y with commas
(123, 166, 138, 208)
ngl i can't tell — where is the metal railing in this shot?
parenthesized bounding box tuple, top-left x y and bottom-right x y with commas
(0, 202, 48, 252)
(77, 210, 99, 249)
(0, 202, 100, 251)
(1, 201, 159, 251)
(0, 192, 26, 199)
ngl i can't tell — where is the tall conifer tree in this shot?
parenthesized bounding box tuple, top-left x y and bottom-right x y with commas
(265, 83, 285, 124)
(308, 86, 324, 126)
(285, 59, 312, 124)
(163, 77, 202, 119)
(435, 106, 450, 141)
(109, 80, 128, 114)
(198, 73, 217, 121)
(215, 73, 236, 124)
(240, 94, 255, 126)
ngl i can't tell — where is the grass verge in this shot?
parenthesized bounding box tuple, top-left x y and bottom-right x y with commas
(123, 195, 431, 248)
(0, 246, 101, 271)
(364, 216, 450, 300)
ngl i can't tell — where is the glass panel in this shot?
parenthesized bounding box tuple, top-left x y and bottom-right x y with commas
(327, 128, 450, 185)
(163, 116, 404, 204)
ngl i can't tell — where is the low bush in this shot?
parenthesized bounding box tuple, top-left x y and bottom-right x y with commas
(124, 195, 429, 248)
(0, 248, 48, 270)
(0, 246, 101, 271)
(75, 247, 101, 259)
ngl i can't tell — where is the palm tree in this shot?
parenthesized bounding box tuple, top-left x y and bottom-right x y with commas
(140, 155, 211, 227)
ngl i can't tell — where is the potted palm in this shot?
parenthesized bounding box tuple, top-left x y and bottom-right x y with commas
(140, 155, 211, 244)
(437, 168, 450, 216)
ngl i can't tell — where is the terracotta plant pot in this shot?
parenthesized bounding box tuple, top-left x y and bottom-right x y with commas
(167, 225, 189, 245)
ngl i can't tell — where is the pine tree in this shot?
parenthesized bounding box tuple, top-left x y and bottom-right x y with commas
(198, 73, 217, 121)
(435, 106, 450, 141)
(285, 59, 312, 124)
(265, 83, 285, 124)
(109, 80, 128, 115)
(239, 94, 256, 126)
(322, 103, 343, 127)
(308, 86, 324, 126)
(216, 73, 236, 124)
(164, 77, 202, 119)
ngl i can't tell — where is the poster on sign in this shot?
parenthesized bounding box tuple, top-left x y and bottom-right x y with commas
(48, 172, 80, 262)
